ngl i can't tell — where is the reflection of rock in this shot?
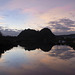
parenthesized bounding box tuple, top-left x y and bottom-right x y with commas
(40, 44, 53, 52)
(49, 45, 75, 60)
(20, 43, 54, 52)
(68, 43, 75, 50)
(0, 45, 14, 58)
(0, 44, 75, 59)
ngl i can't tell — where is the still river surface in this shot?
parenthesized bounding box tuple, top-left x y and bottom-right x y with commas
(0, 45, 75, 75)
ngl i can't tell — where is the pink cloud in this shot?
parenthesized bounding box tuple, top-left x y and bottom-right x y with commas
(5, 0, 37, 10)
(22, 7, 38, 14)
(0, 22, 5, 24)
(1, 0, 74, 15)
(55, 5, 71, 11)
(0, 16, 4, 20)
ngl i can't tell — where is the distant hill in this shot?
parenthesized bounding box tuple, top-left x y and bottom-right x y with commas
(57, 34, 75, 38)
(0, 26, 21, 36)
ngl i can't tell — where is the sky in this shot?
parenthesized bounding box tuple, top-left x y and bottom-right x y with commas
(0, 0, 75, 35)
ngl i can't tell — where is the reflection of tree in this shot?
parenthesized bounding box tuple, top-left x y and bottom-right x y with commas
(49, 45, 75, 60)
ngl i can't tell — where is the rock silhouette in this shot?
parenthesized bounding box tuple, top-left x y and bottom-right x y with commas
(18, 28, 56, 45)
(0, 27, 75, 57)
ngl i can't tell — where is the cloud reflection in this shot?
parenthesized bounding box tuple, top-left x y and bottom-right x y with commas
(49, 45, 75, 60)
(0, 45, 75, 75)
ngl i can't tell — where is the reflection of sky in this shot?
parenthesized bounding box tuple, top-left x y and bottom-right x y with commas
(49, 45, 75, 59)
(0, 0, 75, 34)
(0, 45, 75, 75)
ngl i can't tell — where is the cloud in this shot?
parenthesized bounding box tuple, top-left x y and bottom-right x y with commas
(0, 0, 75, 17)
(0, 16, 4, 20)
(0, 0, 75, 35)
(1, 0, 75, 15)
(0, 22, 5, 24)
(0, 16, 5, 24)
(49, 18, 75, 28)
(47, 18, 75, 34)
(39, 6, 75, 22)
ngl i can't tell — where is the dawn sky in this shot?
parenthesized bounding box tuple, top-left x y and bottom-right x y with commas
(0, 0, 75, 34)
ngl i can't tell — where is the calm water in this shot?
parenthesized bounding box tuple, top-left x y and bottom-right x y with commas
(0, 45, 75, 75)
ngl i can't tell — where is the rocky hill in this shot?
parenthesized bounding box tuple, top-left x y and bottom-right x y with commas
(18, 28, 56, 45)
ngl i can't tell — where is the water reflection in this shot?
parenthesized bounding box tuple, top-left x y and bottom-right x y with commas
(0, 45, 75, 75)
(0, 44, 54, 58)
(0, 43, 75, 58)
(49, 45, 75, 60)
